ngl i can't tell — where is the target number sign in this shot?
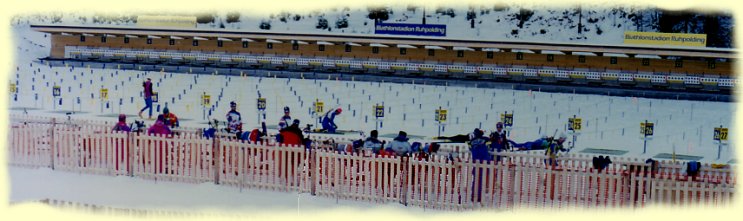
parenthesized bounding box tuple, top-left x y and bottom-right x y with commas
(100, 88, 108, 101)
(53, 86, 61, 97)
(202, 95, 210, 106)
(714, 127, 728, 141)
(375, 105, 384, 118)
(314, 101, 324, 114)
(257, 98, 267, 111)
(501, 113, 514, 127)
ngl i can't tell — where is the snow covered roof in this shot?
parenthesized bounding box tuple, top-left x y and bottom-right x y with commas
(60, 32, 73, 36)
(603, 53, 629, 58)
(635, 54, 662, 59)
(481, 48, 500, 52)
(291, 40, 308, 45)
(541, 50, 565, 55)
(146, 35, 161, 39)
(241, 38, 254, 42)
(317, 41, 334, 45)
(571, 51, 597, 56)
(31, 25, 735, 59)
(369, 43, 389, 47)
(453, 46, 475, 51)
(104, 34, 117, 37)
(217, 37, 233, 41)
(170, 36, 184, 40)
(191, 36, 207, 40)
(345, 42, 362, 46)
(265, 39, 283, 43)
(511, 49, 535, 54)
(424, 45, 445, 50)
(81, 33, 94, 37)
(396, 44, 417, 49)
(125, 34, 139, 38)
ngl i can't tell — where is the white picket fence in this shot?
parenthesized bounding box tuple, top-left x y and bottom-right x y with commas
(314, 150, 406, 204)
(218, 141, 311, 192)
(7, 115, 736, 210)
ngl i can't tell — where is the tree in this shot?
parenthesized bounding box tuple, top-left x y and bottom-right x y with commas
(335, 17, 349, 29)
(196, 13, 215, 24)
(368, 7, 390, 23)
(316, 17, 328, 29)
(259, 21, 271, 30)
(226, 12, 240, 23)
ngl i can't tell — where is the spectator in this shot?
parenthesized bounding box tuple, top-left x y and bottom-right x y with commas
(147, 114, 171, 136)
(469, 128, 492, 162)
(363, 130, 383, 154)
(162, 106, 179, 128)
(112, 114, 131, 132)
(279, 119, 305, 145)
(388, 131, 411, 156)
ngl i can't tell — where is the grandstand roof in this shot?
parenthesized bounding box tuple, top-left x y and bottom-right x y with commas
(32, 24, 736, 59)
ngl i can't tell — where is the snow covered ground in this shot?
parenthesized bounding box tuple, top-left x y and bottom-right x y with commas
(7, 166, 432, 215)
(8, 24, 736, 163)
(3, 5, 739, 219)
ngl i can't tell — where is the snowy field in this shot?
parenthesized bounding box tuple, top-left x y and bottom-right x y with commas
(4, 8, 738, 218)
(7, 166, 436, 215)
(8, 24, 736, 164)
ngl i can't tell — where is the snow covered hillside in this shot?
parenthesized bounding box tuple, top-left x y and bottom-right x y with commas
(10, 3, 733, 48)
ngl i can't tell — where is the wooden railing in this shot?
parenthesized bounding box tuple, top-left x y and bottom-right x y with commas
(8, 115, 736, 210)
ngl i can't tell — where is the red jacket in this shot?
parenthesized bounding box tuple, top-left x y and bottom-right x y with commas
(279, 131, 302, 146)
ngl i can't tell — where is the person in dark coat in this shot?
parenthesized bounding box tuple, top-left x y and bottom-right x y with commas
(138, 78, 154, 119)
(112, 114, 131, 132)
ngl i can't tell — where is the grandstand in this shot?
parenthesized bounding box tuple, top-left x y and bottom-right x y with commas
(32, 24, 736, 93)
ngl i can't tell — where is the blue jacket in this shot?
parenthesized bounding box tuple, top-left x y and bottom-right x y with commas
(470, 136, 492, 162)
(322, 111, 337, 127)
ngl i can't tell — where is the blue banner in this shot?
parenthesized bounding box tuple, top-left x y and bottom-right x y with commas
(375, 22, 446, 37)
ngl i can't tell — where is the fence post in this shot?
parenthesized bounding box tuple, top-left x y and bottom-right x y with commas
(127, 132, 134, 177)
(213, 136, 221, 184)
(310, 148, 316, 196)
(509, 157, 517, 210)
(400, 156, 409, 206)
(49, 117, 56, 170)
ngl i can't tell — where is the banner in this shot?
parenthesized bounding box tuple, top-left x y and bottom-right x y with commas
(137, 15, 197, 28)
(375, 22, 446, 37)
(624, 31, 707, 47)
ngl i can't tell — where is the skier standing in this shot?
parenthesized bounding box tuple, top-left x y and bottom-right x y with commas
(138, 78, 154, 119)
(469, 128, 492, 162)
(278, 106, 292, 130)
(489, 122, 509, 160)
(226, 101, 243, 135)
(468, 128, 490, 203)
